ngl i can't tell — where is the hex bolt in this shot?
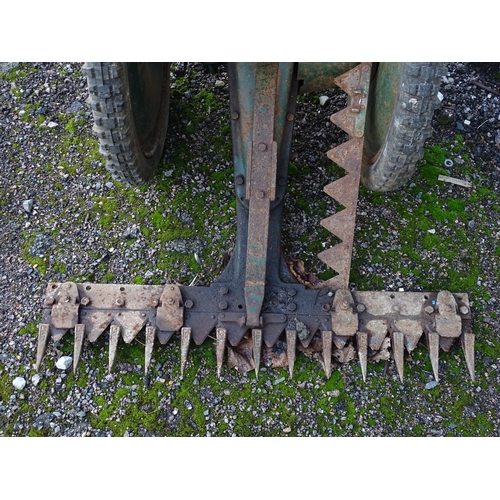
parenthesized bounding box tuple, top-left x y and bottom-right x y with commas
(356, 303, 366, 313)
(219, 285, 229, 295)
(257, 190, 266, 199)
(80, 297, 90, 306)
(278, 177, 286, 186)
(258, 142, 267, 152)
(115, 297, 125, 307)
(287, 303, 297, 312)
(287, 288, 297, 297)
(45, 296, 55, 306)
(167, 298, 175, 306)
(322, 303, 331, 312)
(235, 175, 245, 186)
(425, 305, 434, 314)
(185, 300, 194, 309)
(218, 301, 228, 310)
(460, 306, 469, 315)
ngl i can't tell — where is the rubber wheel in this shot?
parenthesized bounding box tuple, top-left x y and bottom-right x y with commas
(361, 62, 445, 192)
(83, 62, 170, 186)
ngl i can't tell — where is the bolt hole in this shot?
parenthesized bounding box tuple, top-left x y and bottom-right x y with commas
(120, 287, 125, 291)
(390, 294, 395, 299)
(424, 295, 429, 300)
(237, 304, 243, 309)
(51, 284, 57, 289)
(86, 285, 91, 291)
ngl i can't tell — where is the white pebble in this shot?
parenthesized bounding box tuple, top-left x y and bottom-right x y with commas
(47, 121, 58, 128)
(464, 119, 471, 126)
(31, 373, 41, 386)
(13, 377, 26, 390)
(56, 356, 73, 370)
(319, 95, 330, 106)
(428, 229, 436, 234)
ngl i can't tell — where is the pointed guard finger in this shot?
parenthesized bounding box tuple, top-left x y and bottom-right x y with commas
(35, 324, 50, 372)
(286, 329, 296, 379)
(108, 324, 120, 373)
(427, 331, 440, 383)
(322, 331, 332, 379)
(180, 327, 191, 378)
(462, 332, 475, 382)
(356, 331, 368, 382)
(145, 326, 156, 377)
(73, 324, 85, 375)
(216, 328, 227, 379)
(252, 329, 262, 380)
(392, 330, 405, 383)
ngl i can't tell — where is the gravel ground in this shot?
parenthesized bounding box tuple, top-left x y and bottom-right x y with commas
(0, 62, 499, 439)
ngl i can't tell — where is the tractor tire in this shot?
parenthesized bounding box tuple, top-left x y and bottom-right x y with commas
(361, 62, 445, 192)
(83, 62, 170, 186)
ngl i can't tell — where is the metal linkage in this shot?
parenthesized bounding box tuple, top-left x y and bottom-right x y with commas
(36, 282, 474, 382)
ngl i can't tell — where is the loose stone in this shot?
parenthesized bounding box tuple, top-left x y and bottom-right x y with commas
(12, 377, 26, 390)
(56, 356, 73, 370)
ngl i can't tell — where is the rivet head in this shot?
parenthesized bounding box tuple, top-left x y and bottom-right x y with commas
(258, 143, 267, 152)
(257, 190, 265, 199)
(235, 175, 245, 186)
(286, 113, 294, 121)
(149, 299, 158, 308)
(425, 305, 434, 314)
(339, 300, 350, 311)
(287, 303, 297, 312)
(80, 297, 90, 306)
(185, 300, 194, 309)
(219, 286, 228, 295)
(231, 111, 239, 120)
(356, 303, 366, 313)
(115, 297, 125, 307)
(322, 303, 331, 312)
(218, 301, 228, 310)
(167, 298, 175, 306)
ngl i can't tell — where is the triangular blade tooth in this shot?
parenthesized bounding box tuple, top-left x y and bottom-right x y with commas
(114, 311, 148, 344)
(317, 242, 352, 286)
(216, 328, 227, 379)
(324, 175, 358, 208)
(462, 332, 475, 382)
(252, 329, 262, 379)
(356, 331, 368, 382)
(322, 331, 332, 379)
(35, 324, 50, 371)
(144, 326, 156, 377)
(180, 327, 191, 379)
(320, 210, 356, 242)
(286, 329, 296, 379)
(329, 107, 356, 137)
(73, 324, 85, 375)
(326, 138, 363, 174)
(427, 331, 440, 383)
(333, 63, 366, 96)
(392, 330, 405, 383)
(108, 324, 120, 373)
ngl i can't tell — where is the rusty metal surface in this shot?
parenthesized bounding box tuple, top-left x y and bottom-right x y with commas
(37, 279, 474, 382)
(244, 63, 279, 328)
(297, 62, 360, 94)
(318, 63, 372, 289)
